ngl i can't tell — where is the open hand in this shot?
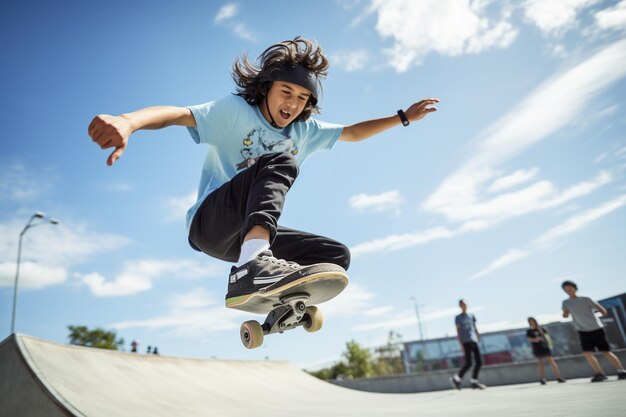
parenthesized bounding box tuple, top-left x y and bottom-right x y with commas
(404, 98, 439, 123)
(88, 114, 132, 166)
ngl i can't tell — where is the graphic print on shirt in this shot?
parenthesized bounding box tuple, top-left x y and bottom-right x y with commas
(236, 127, 299, 170)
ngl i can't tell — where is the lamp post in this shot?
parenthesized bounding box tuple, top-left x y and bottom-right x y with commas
(11, 212, 59, 334)
(410, 296, 425, 341)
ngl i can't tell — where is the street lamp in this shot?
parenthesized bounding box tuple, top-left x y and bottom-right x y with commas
(410, 296, 425, 341)
(11, 212, 59, 334)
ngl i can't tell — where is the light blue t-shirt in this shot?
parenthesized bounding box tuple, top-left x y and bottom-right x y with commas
(455, 313, 478, 343)
(185, 94, 343, 232)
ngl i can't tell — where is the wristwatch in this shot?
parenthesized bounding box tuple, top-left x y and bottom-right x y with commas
(397, 109, 409, 126)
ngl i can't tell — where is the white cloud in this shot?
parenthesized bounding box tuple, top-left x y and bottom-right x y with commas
(213, 4, 256, 42)
(110, 305, 244, 335)
(488, 168, 540, 193)
(232, 23, 256, 42)
(352, 305, 485, 332)
(109, 288, 246, 336)
(350, 41, 626, 260)
(165, 191, 196, 221)
(168, 287, 216, 309)
(523, 0, 600, 36)
(83, 271, 151, 297)
(0, 162, 54, 202)
(0, 219, 131, 290)
(594, 0, 626, 32)
(214, 3, 238, 23)
(350, 226, 455, 257)
(80, 259, 224, 297)
(322, 282, 377, 317)
(111, 284, 374, 337)
(534, 193, 626, 247)
(452, 171, 612, 223)
(0, 261, 67, 289)
(550, 43, 568, 58)
(468, 249, 530, 281)
(331, 50, 370, 72)
(423, 39, 626, 221)
(351, 171, 611, 258)
(371, 0, 517, 72)
(348, 0, 376, 28)
(469, 194, 626, 279)
(348, 190, 403, 214)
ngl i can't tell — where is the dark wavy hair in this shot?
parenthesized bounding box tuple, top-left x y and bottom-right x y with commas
(231, 36, 329, 121)
(561, 280, 578, 290)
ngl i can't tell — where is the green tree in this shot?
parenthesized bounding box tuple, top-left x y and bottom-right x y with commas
(308, 338, 405, 381)
(308, 361, 349, 381)
(343, 340, 374, 378)
(373, 330, 405, 376)
(67, 325, 124, 350)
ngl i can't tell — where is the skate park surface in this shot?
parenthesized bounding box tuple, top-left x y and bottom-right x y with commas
(1, 334, 624, 417)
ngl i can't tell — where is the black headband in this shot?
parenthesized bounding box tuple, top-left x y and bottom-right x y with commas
(263, 63, 319, 100)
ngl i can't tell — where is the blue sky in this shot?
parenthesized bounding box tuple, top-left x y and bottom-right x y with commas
(1, 0, 626, 369)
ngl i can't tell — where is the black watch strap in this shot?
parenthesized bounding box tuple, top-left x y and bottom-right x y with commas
(397, 109, 409, 126)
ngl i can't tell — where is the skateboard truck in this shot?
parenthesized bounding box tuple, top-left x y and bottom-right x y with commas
(267, 294, 309, 333)
(240, 293, 324, 349)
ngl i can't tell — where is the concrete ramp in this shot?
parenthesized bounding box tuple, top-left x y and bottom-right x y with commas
(1, 334, 625, 417)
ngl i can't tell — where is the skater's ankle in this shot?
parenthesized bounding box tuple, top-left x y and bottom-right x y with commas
(237, 239, 270, 266)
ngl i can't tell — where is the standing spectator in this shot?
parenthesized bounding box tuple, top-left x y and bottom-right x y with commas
(153, 347, 159, 355)
(561, 280, 626, 382)
(450, 299, 486, 390)
(130, 340, 138, 353)
(526, 317, 566, 384)
(147, 346, 152, 354)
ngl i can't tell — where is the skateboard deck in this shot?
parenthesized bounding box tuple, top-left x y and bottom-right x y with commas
(229, 270, 349, 349)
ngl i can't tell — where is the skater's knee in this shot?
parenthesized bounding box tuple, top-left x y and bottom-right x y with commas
(259, 152, 299, 177)
(337, 244, 351, 270)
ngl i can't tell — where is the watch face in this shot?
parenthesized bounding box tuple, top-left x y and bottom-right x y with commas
(398, 110, 409, 126)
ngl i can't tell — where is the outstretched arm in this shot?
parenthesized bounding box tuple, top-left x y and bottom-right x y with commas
(88, 106, 196, 166)
(339, 98, 439, 143)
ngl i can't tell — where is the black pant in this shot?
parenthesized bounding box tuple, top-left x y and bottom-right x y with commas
(188, 152, 350, 269)
(458, 342, 482, 380)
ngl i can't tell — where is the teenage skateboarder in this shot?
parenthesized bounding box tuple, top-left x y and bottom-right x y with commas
(88, 36, 439, 306)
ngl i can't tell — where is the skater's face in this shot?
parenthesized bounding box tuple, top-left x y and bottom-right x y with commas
(528, 318, 538, 328)
(562, 284, 577, 297)
(262, 81, 312, 128)
(459, 299, 467, 312)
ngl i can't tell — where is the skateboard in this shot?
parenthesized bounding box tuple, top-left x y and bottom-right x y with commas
(229, 271, 349, 349)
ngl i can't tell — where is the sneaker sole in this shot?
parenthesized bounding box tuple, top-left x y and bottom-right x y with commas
(226, 268, 348, 314)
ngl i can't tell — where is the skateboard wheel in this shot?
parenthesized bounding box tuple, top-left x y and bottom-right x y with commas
(240, 320, 264, 349)
(303, 306, 323, 333)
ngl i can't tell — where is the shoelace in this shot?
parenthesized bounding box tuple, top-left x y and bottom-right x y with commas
(262, 255, 300, 270)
